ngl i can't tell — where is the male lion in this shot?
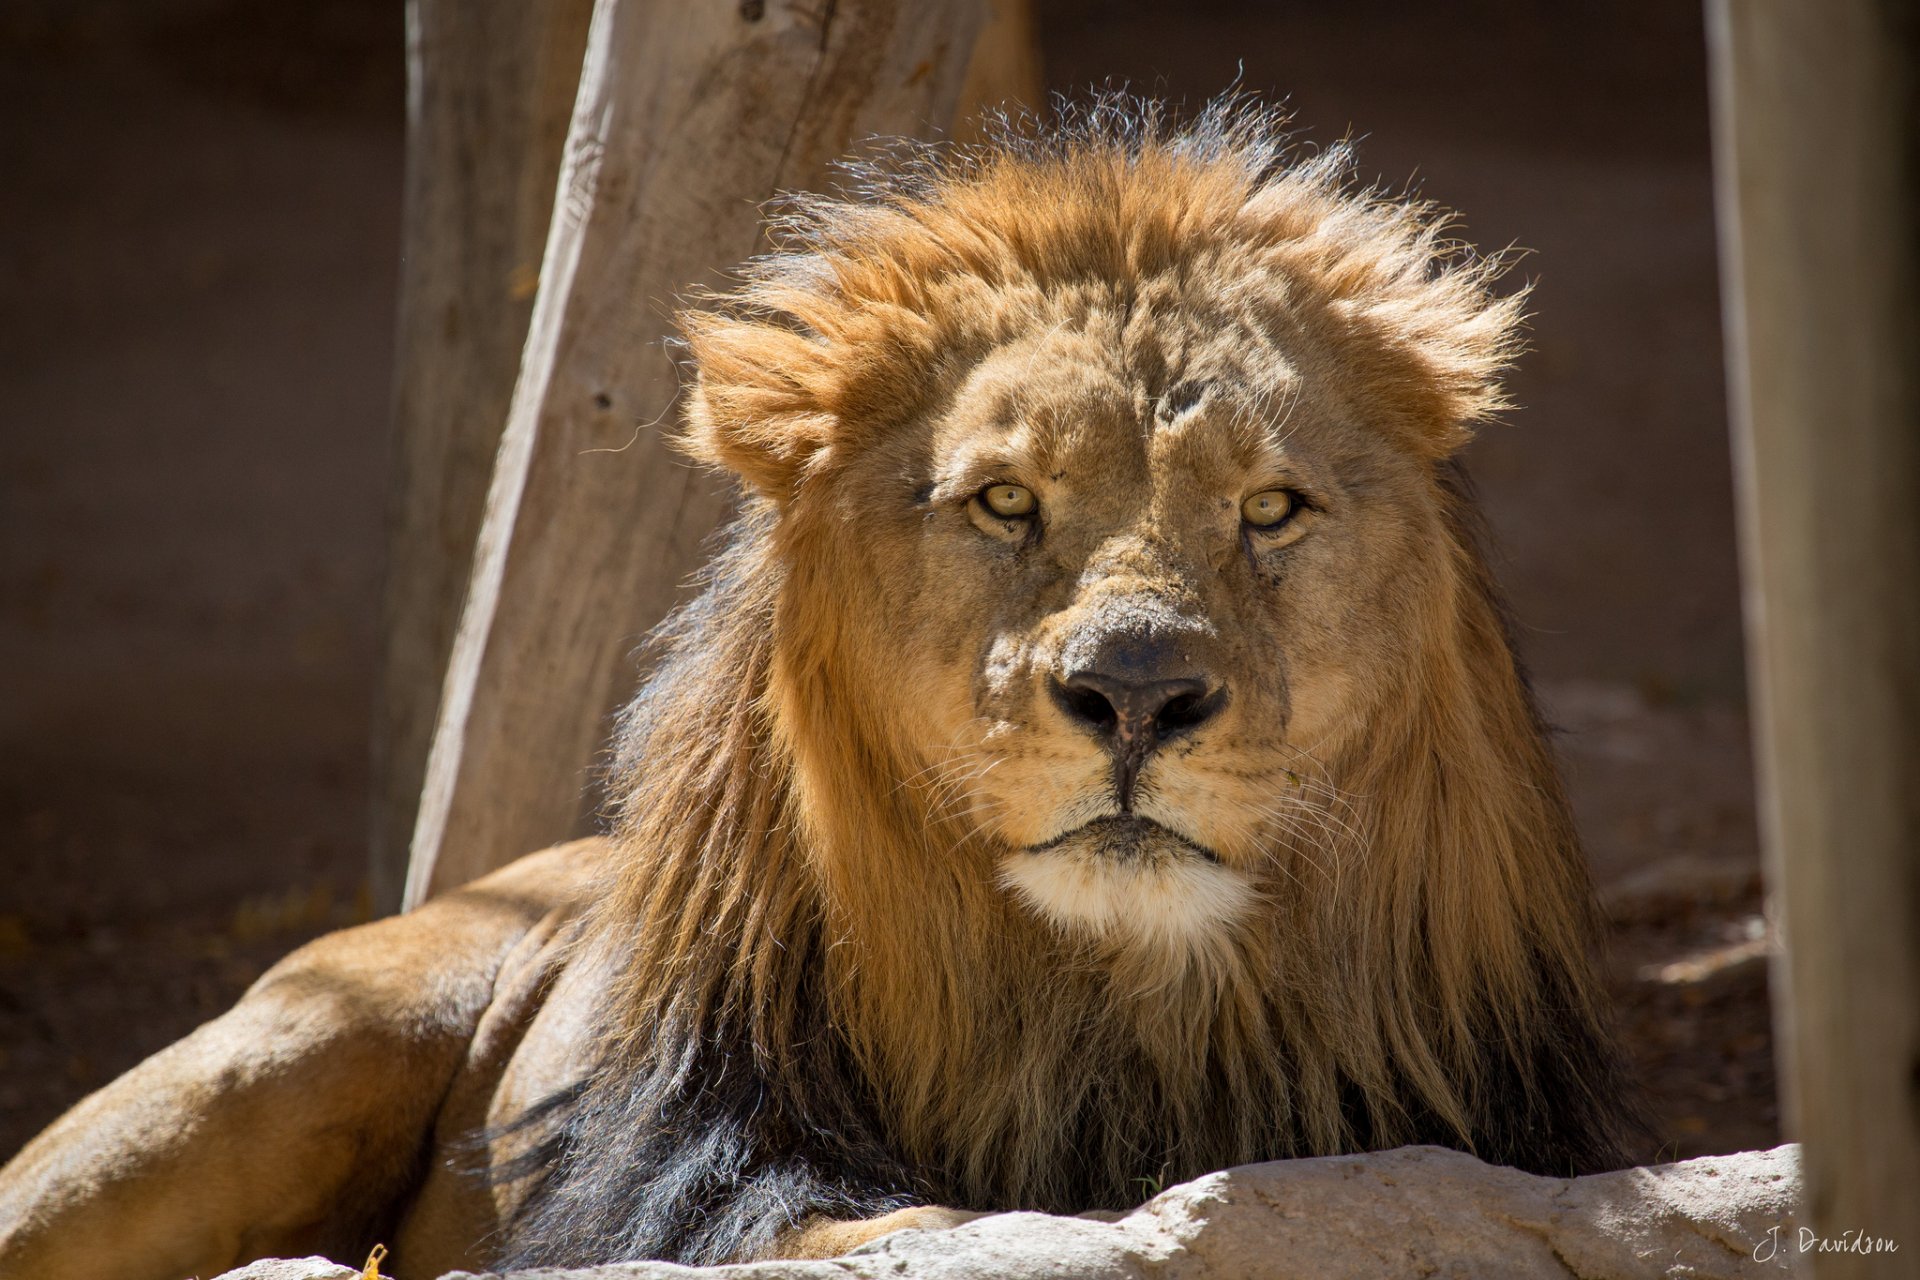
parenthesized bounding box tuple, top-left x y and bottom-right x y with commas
(0, 101, 1636, 1278)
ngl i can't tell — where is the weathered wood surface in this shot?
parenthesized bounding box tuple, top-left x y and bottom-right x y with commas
(374, 0, 595, 912)
(953, 0, 1043, 142)
(1706, 2, 1920, 1276)
(402, 0, 997, 908)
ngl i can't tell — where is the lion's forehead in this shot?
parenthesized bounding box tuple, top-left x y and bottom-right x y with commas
(931, 319, 1310, 501)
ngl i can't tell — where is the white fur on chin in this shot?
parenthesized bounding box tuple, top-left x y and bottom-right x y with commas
(997, 841, 1254, 952)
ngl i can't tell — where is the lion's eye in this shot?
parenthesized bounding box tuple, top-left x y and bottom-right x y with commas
(980, 483, 1037, 519)
(1241, 489, 1297, 528)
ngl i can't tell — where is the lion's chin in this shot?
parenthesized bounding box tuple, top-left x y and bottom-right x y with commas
(998, 816, 1254, 952)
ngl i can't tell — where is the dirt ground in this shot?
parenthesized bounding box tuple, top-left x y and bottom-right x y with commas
(0, 0, 1774, 1169)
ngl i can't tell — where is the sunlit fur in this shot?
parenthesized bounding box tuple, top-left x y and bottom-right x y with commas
(506, 98, 1633, 1266)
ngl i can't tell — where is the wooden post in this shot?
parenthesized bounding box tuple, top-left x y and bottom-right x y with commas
(953, 0, 1043, 142)
(373, 0, 595, 912)
(401, 0, 996, 908)
(1706, 2, 1920, 1273)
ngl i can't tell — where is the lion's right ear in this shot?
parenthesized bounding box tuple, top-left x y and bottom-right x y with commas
(677, 315, 841, 503)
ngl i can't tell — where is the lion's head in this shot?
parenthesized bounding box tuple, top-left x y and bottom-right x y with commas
(679, 105, 1536, 960)
(515, 101, 1632, 1266)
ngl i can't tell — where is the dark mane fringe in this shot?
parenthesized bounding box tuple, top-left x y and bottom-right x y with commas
(489, 949, 924, 1266)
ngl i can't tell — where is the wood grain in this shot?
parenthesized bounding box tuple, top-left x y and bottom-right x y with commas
(1706, 3, 1920, 1274)
(402, 0, 996, 908)
(374, 0, 595, 911)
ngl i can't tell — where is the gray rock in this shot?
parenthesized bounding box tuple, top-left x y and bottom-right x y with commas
(223, 1145, 1805, 1280)
(213, 1258, 362, 1280)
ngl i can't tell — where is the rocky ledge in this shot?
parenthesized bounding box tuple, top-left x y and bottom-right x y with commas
(220, 1143, 1802, 1280)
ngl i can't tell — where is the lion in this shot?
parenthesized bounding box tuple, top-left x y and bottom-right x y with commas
(0, 99, 1636, 1279)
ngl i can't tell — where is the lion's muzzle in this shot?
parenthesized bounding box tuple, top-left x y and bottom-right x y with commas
(1047, 630, 1227, 810)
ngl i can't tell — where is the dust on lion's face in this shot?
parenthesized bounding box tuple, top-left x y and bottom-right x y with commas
(814, 288, 1450, 957)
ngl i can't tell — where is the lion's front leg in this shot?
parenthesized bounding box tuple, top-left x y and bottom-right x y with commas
(776, 1205, 985, 1259)
(0, 842, 600, 1280)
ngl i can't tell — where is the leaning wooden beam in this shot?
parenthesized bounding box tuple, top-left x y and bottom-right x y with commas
(1706, 2, 1920, 1275)
(374, 0, 595, 912)
(403, 0, 993, 908)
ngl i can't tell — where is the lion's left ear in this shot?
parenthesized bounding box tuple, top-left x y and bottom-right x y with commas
(1335, 276, 1529, 460)
(677, 316, 842, 502)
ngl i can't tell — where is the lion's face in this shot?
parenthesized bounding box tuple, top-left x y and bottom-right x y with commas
(816, 296, 1448, 952)
(682, 132, 1523, 963)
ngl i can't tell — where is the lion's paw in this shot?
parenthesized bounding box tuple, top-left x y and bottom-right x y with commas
(782, 1204, 986, 1258)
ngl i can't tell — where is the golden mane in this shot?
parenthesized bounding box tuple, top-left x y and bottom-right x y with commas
(682, 98, 1523, 497)
(506, 100, 1631, 1267)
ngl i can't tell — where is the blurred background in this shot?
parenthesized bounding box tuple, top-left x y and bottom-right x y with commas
(0, 0, 1773, 1163)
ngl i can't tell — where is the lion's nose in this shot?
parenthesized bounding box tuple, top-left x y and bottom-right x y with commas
(1050, 669, 1224, 808)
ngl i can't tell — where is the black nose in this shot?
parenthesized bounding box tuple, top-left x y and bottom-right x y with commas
(1051, 670, 1224, 808)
